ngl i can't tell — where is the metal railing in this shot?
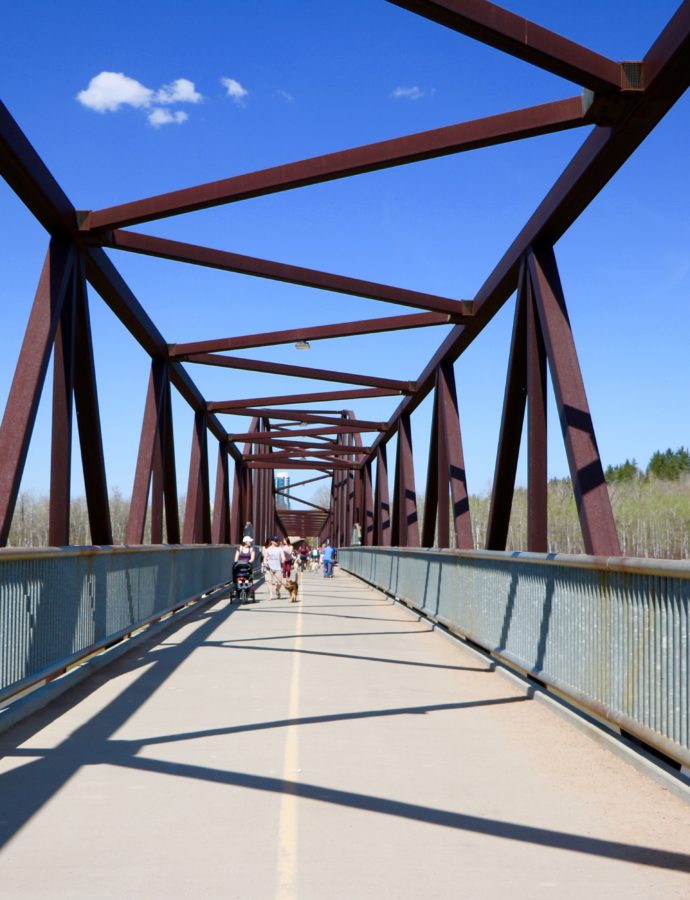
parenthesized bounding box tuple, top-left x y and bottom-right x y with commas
(0, 544, 234, 704)
(339, 547, 690, 769)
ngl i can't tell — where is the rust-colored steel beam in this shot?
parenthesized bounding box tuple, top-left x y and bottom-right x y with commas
(526, 261, 548, 552)
(210, 388, 401, 411)
(0, 100, 76, 235)
(244, 451, 360, 462)
(126, 360, 168, 545)
(182, 351, 414, 392)
(367, 5, 690, 466)
(486, 265, 527, 551)
(275, 494, 330, 514)
(423, 361, 472, 549)
(527, 246, 620, 557)
(49, 265, 77, 546)
(73, 257, 113, 545)
(184, 410, 212, 544)
(280, 473, 331, 491)
(241, 439, 371, 453)
(228, 428, 363, 441)
(387, 1, 626, 93)
(391, 414, 419, 547)
(361, 460, 375, 545)
(223, 409, 386, 429)
(247, 461, 354, 471)
(171, 312, 460, 357)
(374, 445, 391, 546)
(212, 443, 231, 544)
(0, 239, 75, 546)
(100, 230, 468, 317)
(80, 98, 587, 232)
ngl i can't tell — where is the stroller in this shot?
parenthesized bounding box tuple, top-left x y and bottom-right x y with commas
(231, 560, 256, 604)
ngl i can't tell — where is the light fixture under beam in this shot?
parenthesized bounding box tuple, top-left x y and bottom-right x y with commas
(294, 340, 311, 350)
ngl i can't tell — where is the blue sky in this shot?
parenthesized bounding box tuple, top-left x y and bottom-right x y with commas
(1, 0, 688, 509)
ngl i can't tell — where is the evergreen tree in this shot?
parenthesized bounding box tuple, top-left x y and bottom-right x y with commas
(605, 459, 640, 483)
(647, 447, 690, 480)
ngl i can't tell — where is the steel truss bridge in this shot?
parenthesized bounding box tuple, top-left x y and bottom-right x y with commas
(1, 3, 689, 892)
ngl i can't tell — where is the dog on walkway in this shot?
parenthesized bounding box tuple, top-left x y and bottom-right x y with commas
(283, 575, 299, 603)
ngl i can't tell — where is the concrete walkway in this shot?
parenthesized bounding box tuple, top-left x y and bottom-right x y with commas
(0, 568, 688, 899)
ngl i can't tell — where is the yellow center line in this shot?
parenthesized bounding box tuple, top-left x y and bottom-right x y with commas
(276, 574, 304, 899)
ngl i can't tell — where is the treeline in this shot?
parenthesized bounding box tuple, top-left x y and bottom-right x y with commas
(466, 475, 690, 559)
(5, 450, 689, 559)
(466, 448, 690, 559)
(6, 489, 184, 548)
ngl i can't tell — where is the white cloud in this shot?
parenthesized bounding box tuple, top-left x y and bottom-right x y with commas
(156, 78, 202, 105)
(221, 77, 248, 105)
(148, 108, 189, 127)
(275, 88, 294, 103)
(77, 71, 202, 125)
(391, 85, 425, 101)
(77, 72, 153, 112)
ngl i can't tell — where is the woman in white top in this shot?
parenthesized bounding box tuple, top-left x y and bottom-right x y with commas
(263, 537, 283, 600)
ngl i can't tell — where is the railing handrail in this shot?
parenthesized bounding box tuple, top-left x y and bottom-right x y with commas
(345, 545, 690, 580)
(0, 543, 234, 562)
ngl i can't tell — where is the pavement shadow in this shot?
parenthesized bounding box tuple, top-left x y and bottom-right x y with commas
(0, 593, 239, 848)
(113, 755, 690, 874)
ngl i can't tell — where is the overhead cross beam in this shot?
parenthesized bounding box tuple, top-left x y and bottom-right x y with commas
(222, 409, 387, 429)
(182, 351, 413, 392)
(387, 0, 629, 93)
(170, 311, 461, 357)
(98, 230, 469, 317)
(79, 97, 588, 231)
(209, 387, 402, 411)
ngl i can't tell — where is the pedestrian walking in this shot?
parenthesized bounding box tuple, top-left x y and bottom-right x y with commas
(281, 539, 295, 580)
(263, 537, 284, 600)
(322, 542, 335, 578)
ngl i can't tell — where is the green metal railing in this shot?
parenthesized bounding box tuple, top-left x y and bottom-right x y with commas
(340, 547, 690, 770)
(0, 545, 234, 705)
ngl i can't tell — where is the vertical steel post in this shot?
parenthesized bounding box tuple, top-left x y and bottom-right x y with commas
(212, 442, 231, 544)
(486, 263, 528, 550)
(374, 444, 391, 546)
(422, 375, 441, 547)
(527, 246, 620, 556)
(362, 459, 374, 545)
(162, 374, 180, 544)
(230, 459, 244, 544)
(392, 414, 419, 547)
(438, 361, 473, 549)
(526, 264, 548, 551)
(126, 359, 167, 544)
(48, 264, 77, 545)
(0, 239, 75, 546)
(73, 256, 112, 545)
(183, 410, 212, 543)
